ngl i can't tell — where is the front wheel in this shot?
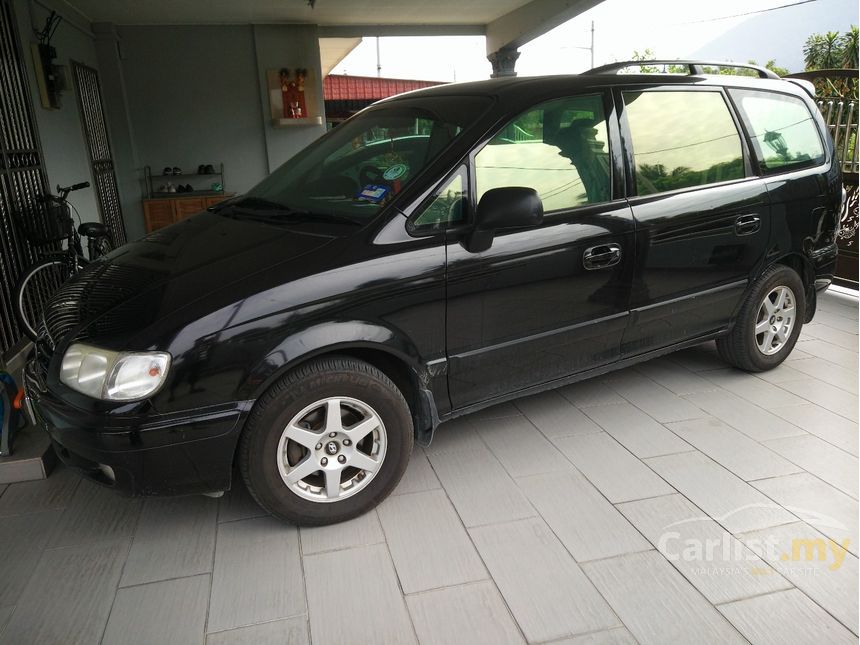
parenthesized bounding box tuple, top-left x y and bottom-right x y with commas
(717, 265, 805, 372)
(15, 256, 79, 340)
(238, 356, 413, 525)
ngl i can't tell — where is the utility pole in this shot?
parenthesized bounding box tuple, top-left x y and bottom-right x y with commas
(376, 37, 382, 77)
(590, 20, 594, 69)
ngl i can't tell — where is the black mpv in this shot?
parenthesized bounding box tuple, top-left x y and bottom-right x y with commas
(26, 61, 842, 525)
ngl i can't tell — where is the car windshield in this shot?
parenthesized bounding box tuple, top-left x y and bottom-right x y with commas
(236, 95, 492, 222)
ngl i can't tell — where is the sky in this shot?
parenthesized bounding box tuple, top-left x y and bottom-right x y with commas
(334, 0, 858, 81)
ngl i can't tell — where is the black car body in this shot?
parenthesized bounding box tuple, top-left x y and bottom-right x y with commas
(26, 64, 841, 522)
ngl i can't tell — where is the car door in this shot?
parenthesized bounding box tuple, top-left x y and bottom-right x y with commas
(616, 85, 771, 356)
(442, 91, 636, 409)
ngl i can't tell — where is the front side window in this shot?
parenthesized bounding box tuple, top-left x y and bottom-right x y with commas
(412, 167, 467, 229)
(475, 94, 611, 212)
(241, 96, 491, 222)
(729, 89, 825, 174)
(623, 90, 745, 196)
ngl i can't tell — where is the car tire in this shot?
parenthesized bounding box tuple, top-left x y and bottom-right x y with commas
(716, 264, 805, 372)
(238, 356, 413, 525)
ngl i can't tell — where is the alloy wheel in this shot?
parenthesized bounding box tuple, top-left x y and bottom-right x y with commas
(754, 285, 796, 356)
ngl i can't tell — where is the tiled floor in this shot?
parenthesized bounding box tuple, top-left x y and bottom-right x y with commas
(0, 290, 857, 645)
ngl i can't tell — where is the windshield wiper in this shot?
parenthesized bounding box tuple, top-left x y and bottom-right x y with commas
(219, 199, 364, 226)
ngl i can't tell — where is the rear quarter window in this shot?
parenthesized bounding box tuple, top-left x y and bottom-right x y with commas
(729, 89, 826, 175)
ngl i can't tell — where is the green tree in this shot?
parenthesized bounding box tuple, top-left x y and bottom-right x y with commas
(804, 27, 858, 69)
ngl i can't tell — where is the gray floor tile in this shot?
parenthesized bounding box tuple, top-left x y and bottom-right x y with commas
(424, 417, 486, 456)
(763, 434, 859, 499)
(207, 517, 304, 633)
(603, 370, 704, 422)
(644, 451, 795, 534)
(102, 574, 209, 645)
(406, 581, 524, 645)
(753, 361, 809, 384)
(803, 322, 859, 350)
(751, 473, 858, 556)
(0, 606, 12, 636)
(718, 588, 857, 645)
(770, 402, 859, 456)
(0, 484, 6, 498)
(304, 544, 416, 645)
(558, 379, 626, 407)
(701, 368, 807, 409)
(517, 470, 650, 562)
(120, 495, 218, 587)
(738, 521, 859, 634)
(581, 550, 746, 645)
(665, 417, 802, 481)
(206, 617, 309, 645)
(377, 489, 486, 593)
(553, 433, 674, 503)
(814, 307, 860, 333)
(793, 339, 858, 372)
(789, 357, 858, 394)
(0, 466, 79, 517)
(0, 509, 62, 607)
(470, 518, 618, 642)
(474, 414, 573, 478)
(300, 509, 384, 555)
(558, 627, 638, 644)
(776, 378, 859, 422)
(467, 401, 522, 421)
(635, 357, 719, 396)
(427, 445, 535, 527)
(666, 342, 725, 371)
(583, 403, 693, 458)
(392, 450, 440, 496)
(683, 390, 806, 442)
(48, 479, 142, 548)
(617, 494, 791, 604)
(514, 390, 603, 438)
(218, 478, 267, 523)
(0, 538, 129, 645)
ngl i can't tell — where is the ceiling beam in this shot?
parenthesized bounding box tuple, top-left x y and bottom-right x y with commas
(485, 0, 602, 54)
(318, 24, 485, 38)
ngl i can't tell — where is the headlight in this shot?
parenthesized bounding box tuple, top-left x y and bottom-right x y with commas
(60, 343, 171, 401)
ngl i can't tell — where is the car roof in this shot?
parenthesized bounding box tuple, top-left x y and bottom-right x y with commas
(381, 72, 809, 104)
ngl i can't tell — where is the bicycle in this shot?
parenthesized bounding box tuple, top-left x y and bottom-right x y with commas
(14, 182, 113, 341)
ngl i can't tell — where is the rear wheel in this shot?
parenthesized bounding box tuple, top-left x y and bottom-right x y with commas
(239, 356, 413, 525)
(717, 265, 805, 371)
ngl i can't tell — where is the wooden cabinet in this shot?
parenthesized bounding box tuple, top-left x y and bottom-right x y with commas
(143, 193, 233, 233)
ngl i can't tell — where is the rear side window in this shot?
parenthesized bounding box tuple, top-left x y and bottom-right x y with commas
(623, 90, 745, 196)
(475, 94, 611, 212)
(729, 89, 825, 174)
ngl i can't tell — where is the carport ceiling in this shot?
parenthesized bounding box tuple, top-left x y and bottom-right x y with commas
(65, 0, 532, 26)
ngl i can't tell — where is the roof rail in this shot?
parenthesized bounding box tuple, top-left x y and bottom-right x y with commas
(583, 60, 780, 80)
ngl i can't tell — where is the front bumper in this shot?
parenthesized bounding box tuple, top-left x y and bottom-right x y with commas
(24, 361, 251, 496)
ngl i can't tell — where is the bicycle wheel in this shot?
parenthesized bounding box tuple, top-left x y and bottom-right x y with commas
(15, 256, 78, 340)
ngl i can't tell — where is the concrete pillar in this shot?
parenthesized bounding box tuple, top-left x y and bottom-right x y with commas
(488, 48, 521, 78)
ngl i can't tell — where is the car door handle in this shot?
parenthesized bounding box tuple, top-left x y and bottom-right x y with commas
(735, 214, 761, 236)
(583, 243, 622, 270)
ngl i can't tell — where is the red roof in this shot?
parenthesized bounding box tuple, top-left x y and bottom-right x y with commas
(323, 74, 443, 101)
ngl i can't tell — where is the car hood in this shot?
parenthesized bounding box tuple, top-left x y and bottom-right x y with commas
(42, 210, 339, 349)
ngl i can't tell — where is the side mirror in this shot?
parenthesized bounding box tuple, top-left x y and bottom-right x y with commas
(464, 187, 543, 253)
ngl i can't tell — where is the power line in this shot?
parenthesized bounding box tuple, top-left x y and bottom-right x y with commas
(671, 0, 818, 26)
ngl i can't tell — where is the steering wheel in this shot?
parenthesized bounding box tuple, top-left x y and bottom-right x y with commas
(359, 165, 384, 186)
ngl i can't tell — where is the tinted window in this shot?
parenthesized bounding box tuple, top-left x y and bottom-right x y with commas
(412, 168, 467, 229)
(475, 94, 611, 212)
(623, 90, 745, 195)
(729, 89, 825, 174)
(242, 96, 491, 222)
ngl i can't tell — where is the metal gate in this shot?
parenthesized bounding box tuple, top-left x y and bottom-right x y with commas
(0, 0, 50, 355)
(71, 61, 126, 246)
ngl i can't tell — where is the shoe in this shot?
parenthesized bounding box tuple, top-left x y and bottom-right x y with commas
(172, 166, 182, 175)
(185, 184, 193, 193)
(204, 164, 215, 174)
(211, 182, 223, 192)
(167, 183, 176, 193)
(176, 184, 185, 193)
(157, 184, 167, 192)
(162, 167, 173, 176)
(197, 164, 206, 175)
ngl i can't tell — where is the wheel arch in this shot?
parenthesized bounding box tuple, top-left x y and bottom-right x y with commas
(771, 252, 816, 322)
